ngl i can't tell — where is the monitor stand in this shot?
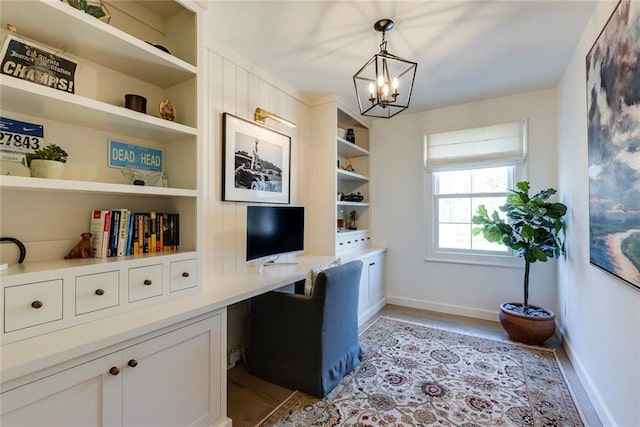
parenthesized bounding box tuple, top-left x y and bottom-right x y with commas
(258, 257, 298, 274)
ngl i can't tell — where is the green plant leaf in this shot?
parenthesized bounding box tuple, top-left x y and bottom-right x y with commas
(532, 246, 548, 262)
(516, 181, 530, 193)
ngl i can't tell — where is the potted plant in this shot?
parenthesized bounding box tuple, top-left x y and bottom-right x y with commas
(24, 144, 69, 179)
(472, 181, 567, 345)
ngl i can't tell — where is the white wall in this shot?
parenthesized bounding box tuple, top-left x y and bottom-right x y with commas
(200, 36, 311, 359)
(557, 2, 640, 425)
(371, 89, 559, 321)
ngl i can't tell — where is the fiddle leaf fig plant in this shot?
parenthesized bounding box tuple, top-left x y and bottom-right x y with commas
(23, 144, 69, 167)
(472, 181, 568, 313)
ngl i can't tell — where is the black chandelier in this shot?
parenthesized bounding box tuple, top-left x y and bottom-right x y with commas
(353, 19, 417, 118)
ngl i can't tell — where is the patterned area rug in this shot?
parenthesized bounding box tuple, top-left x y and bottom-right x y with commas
(259, 317, 584, 426)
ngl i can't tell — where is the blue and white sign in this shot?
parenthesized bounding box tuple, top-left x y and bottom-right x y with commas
(108, 139, 163, 172)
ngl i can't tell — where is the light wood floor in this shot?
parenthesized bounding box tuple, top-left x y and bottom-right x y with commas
(227, 304, 602, 426)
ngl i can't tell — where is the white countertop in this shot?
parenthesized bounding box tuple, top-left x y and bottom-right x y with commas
(0, 248, 385, 384)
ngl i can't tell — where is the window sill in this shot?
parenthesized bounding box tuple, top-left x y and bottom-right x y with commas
(423, 252, 522, 269)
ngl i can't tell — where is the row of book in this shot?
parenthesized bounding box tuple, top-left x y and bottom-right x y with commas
(90, 209, 180, 259)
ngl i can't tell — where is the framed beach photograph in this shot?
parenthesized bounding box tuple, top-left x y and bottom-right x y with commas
(586, 0, 640, 290)
(222, 113, 291, 204)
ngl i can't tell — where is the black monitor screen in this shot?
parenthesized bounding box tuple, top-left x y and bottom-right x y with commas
(246, 206, 304, 261)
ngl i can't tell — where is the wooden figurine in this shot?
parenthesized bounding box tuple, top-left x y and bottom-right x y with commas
(64, 232, 93, 259)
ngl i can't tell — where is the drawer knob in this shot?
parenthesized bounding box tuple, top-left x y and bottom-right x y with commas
(182, 272, 189, 278)
(31, 300, 43, 309)
(128, 359, 138, 368)
(143, 279, 152, 286)
(95, 289, 105, 296)
(109, 367, 120, 376)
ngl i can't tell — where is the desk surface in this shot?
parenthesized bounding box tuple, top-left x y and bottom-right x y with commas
(0, 249, 385, 383)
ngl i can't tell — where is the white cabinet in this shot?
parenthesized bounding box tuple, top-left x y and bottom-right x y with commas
(2, 351, 123, 426)
(1, 313, 225, 427)
(0, 0, 204, 342)
(357, 251, 386, 325)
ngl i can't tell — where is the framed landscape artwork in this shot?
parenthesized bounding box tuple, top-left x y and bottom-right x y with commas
(586, 0, 640, 290)
(222, 113, 291, 204)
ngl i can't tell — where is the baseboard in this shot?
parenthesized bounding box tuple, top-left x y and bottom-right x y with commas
(561, 332, 617, 426)
(386, 295, 498, 322)
(358, 298, 387, 326)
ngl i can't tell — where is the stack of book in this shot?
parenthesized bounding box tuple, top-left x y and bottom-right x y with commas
(89, 209, 179, 259)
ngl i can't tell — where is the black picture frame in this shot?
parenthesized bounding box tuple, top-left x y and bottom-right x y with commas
(222, 113, 291, 204)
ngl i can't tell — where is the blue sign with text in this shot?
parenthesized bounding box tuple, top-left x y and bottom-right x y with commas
(108, 140, 163, 172)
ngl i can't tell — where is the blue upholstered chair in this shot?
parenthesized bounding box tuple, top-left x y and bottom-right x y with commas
(247, 260, 363, 398)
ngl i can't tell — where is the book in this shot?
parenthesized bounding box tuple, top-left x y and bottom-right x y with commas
(150, 212, 157, 253)
(116, 208, 129, 257)
(131, 213, 139, 255)
(156, 212, 163, 252)
(124, 210, 134, 256)
(89, 210, 111, 258)
(137, 213, 144, 255)
(162, 213, 170, 251)
(143, 213, 150, 253)
(108, 210, 121, 257)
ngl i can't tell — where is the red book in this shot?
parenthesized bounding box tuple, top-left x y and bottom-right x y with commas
(89, 210, 111, 258)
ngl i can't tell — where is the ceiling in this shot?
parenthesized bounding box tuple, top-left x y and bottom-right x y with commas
(204, 1, 598, 116)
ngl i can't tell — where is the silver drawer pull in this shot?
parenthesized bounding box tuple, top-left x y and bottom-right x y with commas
(95, 289, 105, 296)
(182, 272, 189, 278)
(143, 279, 152, 286)
(31, 300, 43, 309)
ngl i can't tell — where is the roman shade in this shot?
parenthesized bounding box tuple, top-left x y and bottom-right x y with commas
(426, 120, 527, 170)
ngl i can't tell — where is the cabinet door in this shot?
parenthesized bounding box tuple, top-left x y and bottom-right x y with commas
(1, 352, 122, 426)
(121, 314, 223, 427)
(358, 259, 370, 312)
(368, 254, 385, 304)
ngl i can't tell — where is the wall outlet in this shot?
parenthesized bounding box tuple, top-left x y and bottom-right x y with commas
(230, 348, 242, 365)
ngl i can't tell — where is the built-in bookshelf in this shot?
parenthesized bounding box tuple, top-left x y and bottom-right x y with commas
(0, 0, 202, 343)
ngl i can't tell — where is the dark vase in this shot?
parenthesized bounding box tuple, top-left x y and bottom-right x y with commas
(345, 128, 355, 143)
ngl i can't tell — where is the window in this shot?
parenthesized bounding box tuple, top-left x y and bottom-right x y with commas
(425, 120, 527, 266)
(434, 166, 513, 254)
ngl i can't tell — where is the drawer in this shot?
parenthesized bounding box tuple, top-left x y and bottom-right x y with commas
(4, 279, 63, 332)
(170, 259, 197, 292)
(75, 270, 119, 315)
(129, 264, 163, 302)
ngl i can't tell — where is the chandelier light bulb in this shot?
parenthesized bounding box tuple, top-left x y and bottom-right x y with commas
(382, 84, 389, 98)
(377, 74, 384, 87)
(392, 77, 399, 91)
(368, 82, 375, 97)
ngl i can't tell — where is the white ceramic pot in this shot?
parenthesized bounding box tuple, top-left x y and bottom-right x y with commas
(30, 159, 65, 179)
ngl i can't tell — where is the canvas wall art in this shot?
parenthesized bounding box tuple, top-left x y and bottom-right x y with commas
(586, 0, 640, 290)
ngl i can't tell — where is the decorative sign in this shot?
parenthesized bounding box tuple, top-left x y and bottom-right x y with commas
(108, 139, 163, 172)
(0, 116, 44, 163)
(0, 33, 77, 93)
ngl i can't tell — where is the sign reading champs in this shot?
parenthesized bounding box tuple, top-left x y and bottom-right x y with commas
(0, 34, 77, 93)
(108, 140, 163, 172)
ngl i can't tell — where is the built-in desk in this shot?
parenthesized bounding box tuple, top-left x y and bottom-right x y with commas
(0, 250, 386, 426)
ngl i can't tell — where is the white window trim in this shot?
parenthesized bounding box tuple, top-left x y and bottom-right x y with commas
(424, 165, 527, 268)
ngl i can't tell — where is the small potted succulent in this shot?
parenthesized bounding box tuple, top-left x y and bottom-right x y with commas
(472, 181, 567, 345)
(24, 144, 69, 179)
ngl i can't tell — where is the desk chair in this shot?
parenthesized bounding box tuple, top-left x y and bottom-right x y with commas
(247, 260, 363, 398)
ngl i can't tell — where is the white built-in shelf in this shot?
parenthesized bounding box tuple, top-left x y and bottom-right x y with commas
(337, 201, 369, 207)
(337, 138, 369, 158)
(0, 175, 197, 197)
(337, 169, 369, 182)
(0, 1, 197, 88)
(0, 77, 197, 143)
